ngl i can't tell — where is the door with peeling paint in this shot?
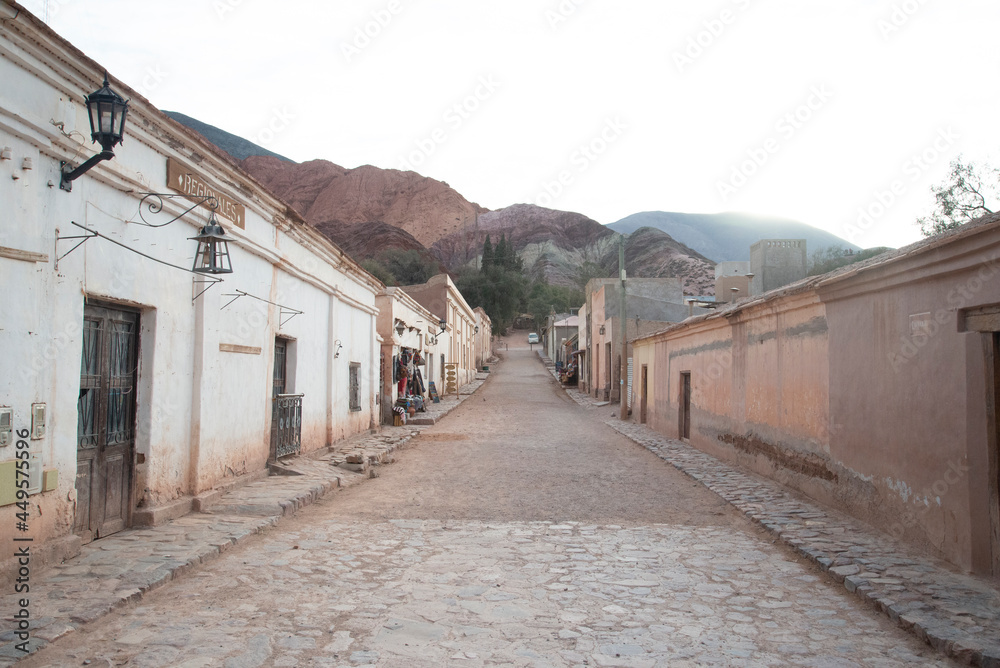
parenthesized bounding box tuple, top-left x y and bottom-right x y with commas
(75, 303, 138, 543)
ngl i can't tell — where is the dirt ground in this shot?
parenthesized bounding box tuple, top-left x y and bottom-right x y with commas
(326, 333, 739, 527)
(17, 333, 954, 667)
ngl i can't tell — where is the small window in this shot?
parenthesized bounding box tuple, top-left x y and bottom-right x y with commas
(349, 363, 361, 412)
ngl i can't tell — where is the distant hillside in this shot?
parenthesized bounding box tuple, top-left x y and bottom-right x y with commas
(164, 111, 293, 163)
(608, 212, 863, 263)
(431, 205, 716, 295)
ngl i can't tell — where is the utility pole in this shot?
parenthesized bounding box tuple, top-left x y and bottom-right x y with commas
(619, 235, 628, 420)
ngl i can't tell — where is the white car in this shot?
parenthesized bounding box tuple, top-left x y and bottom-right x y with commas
(527, 333, 540, 344)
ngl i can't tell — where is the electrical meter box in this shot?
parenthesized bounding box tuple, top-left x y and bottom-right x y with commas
(0, 408, 12, 447)
(31, 403, 46, 440)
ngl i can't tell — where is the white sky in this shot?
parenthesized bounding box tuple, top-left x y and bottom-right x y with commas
(35, 0, 1000, 250)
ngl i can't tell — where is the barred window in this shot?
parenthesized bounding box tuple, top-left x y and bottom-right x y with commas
(349, 363, 361, 412)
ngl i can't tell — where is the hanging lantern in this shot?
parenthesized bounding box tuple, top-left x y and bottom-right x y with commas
(190, 213, 233, 274)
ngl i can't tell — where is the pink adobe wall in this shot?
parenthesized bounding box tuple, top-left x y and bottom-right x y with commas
(635, 228, 1000, 573)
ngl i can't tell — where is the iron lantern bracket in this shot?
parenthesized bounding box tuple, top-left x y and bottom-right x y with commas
(55, 221, 223, 301)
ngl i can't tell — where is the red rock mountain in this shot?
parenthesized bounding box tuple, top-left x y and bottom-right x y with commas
(241, 156, 487, 248)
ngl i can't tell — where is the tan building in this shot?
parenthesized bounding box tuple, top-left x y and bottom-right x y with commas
(400, 274, 478, 389)
(585, 278, 708, 403)
(632, 213, 1000, 576)
(473, 307, 493, 370)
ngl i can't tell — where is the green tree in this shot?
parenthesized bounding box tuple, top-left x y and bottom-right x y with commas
(919, 157, 999, 237)
(526, 281, 585, 331)
(360, 258, 396, 285)
(481, 234, 494, 271)
(807, 245, 893, 276)
(378, 249, 440, 285)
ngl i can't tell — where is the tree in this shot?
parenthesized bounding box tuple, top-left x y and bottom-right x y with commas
(379, 249, 440, 285)
(807, 245, 893, 276)
(360, 258, 396, 285)
(919, 157, 999, 237)
(481, 234, 494, 271)
(526, 281, 584, 331)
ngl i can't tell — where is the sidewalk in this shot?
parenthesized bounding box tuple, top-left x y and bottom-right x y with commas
(0, 374, 490, 665)
(542, 355, 1000, 667)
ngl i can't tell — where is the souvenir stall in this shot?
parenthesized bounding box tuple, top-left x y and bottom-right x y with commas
(392, 347, 428, 425)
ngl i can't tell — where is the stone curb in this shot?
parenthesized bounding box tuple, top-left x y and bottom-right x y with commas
(0, 374, 493, 665)
(541, 358, 1000, 667)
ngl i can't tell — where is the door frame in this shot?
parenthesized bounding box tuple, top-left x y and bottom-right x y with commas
(76, 301, 140, 543)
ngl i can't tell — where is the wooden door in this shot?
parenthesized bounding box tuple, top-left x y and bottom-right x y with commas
(640, 365, 648, 424)
(679, 372, 691, 440)
(76, 304, 138, 542)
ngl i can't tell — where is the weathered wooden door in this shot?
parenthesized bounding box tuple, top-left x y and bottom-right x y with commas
(76, 304, 138, 542)
(680, 372, 691, 440)
(640, 365, 648, 424)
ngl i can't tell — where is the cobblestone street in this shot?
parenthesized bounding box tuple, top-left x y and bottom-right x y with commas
(12, 345, 962, 666)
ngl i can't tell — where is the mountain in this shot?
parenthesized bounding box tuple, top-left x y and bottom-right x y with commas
(163, 112, 741, 295)
(430, 205, 715, 294)
(614, 227, 716, 295)
(164, 111, 292, 163)
(608, 212, 862, 263)
(241, 156, 486, 248)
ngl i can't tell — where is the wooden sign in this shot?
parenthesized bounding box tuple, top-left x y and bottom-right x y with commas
(428, 381, 440, 403)
(444, 363, 459, 396)
(166, 158, 247, 229)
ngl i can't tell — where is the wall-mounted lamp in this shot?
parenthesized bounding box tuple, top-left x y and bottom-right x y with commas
(599, 325, 606, 335)
(395, 321, 406, 337)
(190, 212, 233, 274)
(438, 319, 447, 334)
(474, 325, 479, 334)
(334, 340, 343, 359)
(61, 73, 129, 192)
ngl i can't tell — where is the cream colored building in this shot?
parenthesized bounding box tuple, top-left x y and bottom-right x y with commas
(0, 4, 383, 582)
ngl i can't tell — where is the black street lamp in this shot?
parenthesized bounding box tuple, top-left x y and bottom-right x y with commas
(190, 213, 233, 274)
(61, 73, 129, 191)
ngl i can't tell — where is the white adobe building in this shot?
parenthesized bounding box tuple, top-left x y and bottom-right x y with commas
(0, 3, 383, 581)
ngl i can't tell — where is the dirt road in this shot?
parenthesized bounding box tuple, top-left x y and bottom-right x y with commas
(20, 341, 954, 667)
(329, 339, 735, 527)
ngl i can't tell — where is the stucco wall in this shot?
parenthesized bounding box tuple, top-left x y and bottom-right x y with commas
(0, 12, 382, 580)
(635, 227, 1000, 573)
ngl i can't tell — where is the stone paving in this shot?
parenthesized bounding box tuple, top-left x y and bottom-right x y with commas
(0, 376, 488, 665)
(542, 355, 1000, 667)
(14, 519, 958, 667)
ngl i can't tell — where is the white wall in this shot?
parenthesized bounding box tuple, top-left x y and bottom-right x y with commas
(0, 12, 382, 572)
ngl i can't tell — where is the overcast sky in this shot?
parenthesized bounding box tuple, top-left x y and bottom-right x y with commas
(35, 0, 1000, 250)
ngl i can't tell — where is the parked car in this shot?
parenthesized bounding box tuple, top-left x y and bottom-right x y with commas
(527, 333, 540, 344)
